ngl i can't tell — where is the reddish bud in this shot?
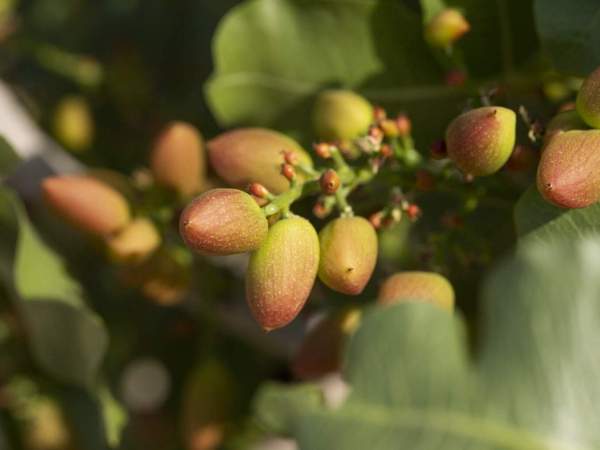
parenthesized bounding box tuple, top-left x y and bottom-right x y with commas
(246, 217, 320, 331)
(313, 142, 332, 159)
(207, 128, 312, 194)
(248, 182, 270, 199)
(318, 216, 378, 295)
(281, 163, 296, 182)
(380, 144, 393, 158)
(377, 271, 455, 310)
(319, 169, 341, 195)
(368, 125, 384, 142)
(42, 175, 130, 236)
(373, 106, 387, 122)
(180, 189, 268, 255)
(405, 203, 421, 221)
(395, 114, 412, 137)
(150, 121, 205, 197)
(282, 150, 299, 165)
(369, 211, 384, 229)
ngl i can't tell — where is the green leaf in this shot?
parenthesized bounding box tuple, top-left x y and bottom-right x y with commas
(263, 236, 600, 449)
(253, 382, 323, 435)
(0, 187, 108, 389)
(514, 185, 600, 245)
(534, 0, 600, 75)
(0, 136, 20, 178)
(206, 0, 538, 143)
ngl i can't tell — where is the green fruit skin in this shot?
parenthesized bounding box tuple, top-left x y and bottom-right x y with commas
(313, 90, 373, 141)
(543, 110, 588, 146)
(377, 271, 455, 310)
(576, 66, 600, 128)
(150, 121, 205, 197)
(207, 128, 312, 194)
(42, 175, 130, 236)
(445, 106, 516, 176)
(537, 129, 600, 208)
(318, 216, 378, 295)
(246, 217, 319, 331)
(180, 188, 268, 255)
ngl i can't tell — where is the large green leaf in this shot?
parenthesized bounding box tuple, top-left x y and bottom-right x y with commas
(257, 236, 600, 449)
(514, 185, 600, 245)
(205, 0, 538, 143)
(0, 187, 108, 389)
(534, 0, 600, 75)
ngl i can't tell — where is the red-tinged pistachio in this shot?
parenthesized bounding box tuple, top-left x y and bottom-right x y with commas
(318, 216, 378, 295)
(313, 142, 333, 159)
(313, 90, 374, 141)
(425, 8, 470, 48)
(377, 271, 455, 310)
(543, 110, 587, 146)
(181, 361, 235, 450)
(150, 121, 205, 197)
(445, 106, 516, 176)
(537, 129, 600, 208)
(292, 307, 362, 380)
(207, 128, 312, 194)
(42, 175, 130, 236)
(319, 169, 340, 195)
(576, 66, 600, 128)
(246, 217, 319, 331)
(53, 95, 94, 152)
(180, 189, 268, 256)
(106, 218, 161, 263)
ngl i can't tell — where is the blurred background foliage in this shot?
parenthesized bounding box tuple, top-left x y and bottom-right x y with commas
(0, 0, 599, 449)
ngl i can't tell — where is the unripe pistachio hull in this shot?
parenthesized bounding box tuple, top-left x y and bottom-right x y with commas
(537, 130, 600, 208)
(318, 216, 378, 295)
(150, 121, 205, 197)
(180, 189, 268, 255)
(42, 175, 130, 236)
(445, 106, 516, 176)
(576, 66, 600, 128)
(425, 8, 470, 48)
(312, 90, 374, 141)
(246, 217, 319, 331)
(207, 128, 312, 194)
(543, 110, 587, 147)
(106, 218, 161, 263)
(377, 271, 455, 310)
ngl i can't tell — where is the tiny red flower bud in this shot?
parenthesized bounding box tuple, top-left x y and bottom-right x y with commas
(248, 182, 270, 199)
(380, 143, 393, 158)
(369, 211, 384, 229)
(396, 114, 412, 137)
(282, 149, 299, 165)
(320, 169, 341, 195)
(445, 69, 467, 87)
(313, 142, 332, 159)
(430, 140, 447, 160)
(373, 106, 387, 122)
(313, 200, 331, 219)
(405, 204, 421, 221)
(281, 163, 296, 181)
